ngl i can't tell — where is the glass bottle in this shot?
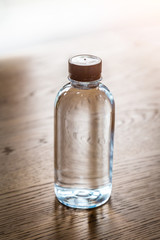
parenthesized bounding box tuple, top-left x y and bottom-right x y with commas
(54, 54, 115, 209)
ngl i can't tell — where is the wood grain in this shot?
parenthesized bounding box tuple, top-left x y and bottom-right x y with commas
(0, 23, 160, 239)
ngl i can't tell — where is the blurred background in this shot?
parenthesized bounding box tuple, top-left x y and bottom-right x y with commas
(0, 0, 160, 57)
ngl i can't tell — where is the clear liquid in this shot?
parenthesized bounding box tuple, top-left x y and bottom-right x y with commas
(54, 81, 114, 209)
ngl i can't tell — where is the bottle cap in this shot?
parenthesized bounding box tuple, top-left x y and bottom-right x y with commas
(68, 54, 102, 82)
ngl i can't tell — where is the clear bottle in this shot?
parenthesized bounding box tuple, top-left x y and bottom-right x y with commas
(54, 54, 115, 209)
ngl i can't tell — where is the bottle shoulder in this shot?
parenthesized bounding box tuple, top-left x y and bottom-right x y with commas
(54, 83, 71, 107)
(98, 83, 115, 106)
(55, 82, 114, 108)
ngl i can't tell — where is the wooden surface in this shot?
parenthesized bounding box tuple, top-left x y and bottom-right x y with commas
(0, 23, 160, 239)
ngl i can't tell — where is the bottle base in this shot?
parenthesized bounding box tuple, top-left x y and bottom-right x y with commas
(54, 183, 112, 209)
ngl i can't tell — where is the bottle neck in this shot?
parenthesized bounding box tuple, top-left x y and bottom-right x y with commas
(68, 77, 102, 89)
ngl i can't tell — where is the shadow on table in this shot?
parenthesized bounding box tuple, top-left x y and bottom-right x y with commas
(53, 196, 114, 240)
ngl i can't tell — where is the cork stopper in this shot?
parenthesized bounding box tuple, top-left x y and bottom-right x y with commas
(68, 54, 102, 82)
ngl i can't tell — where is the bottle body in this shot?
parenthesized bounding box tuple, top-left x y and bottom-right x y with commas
(54, 79, 115, 209)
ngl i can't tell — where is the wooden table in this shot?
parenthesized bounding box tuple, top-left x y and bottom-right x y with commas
(0, 23, 160, 239)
